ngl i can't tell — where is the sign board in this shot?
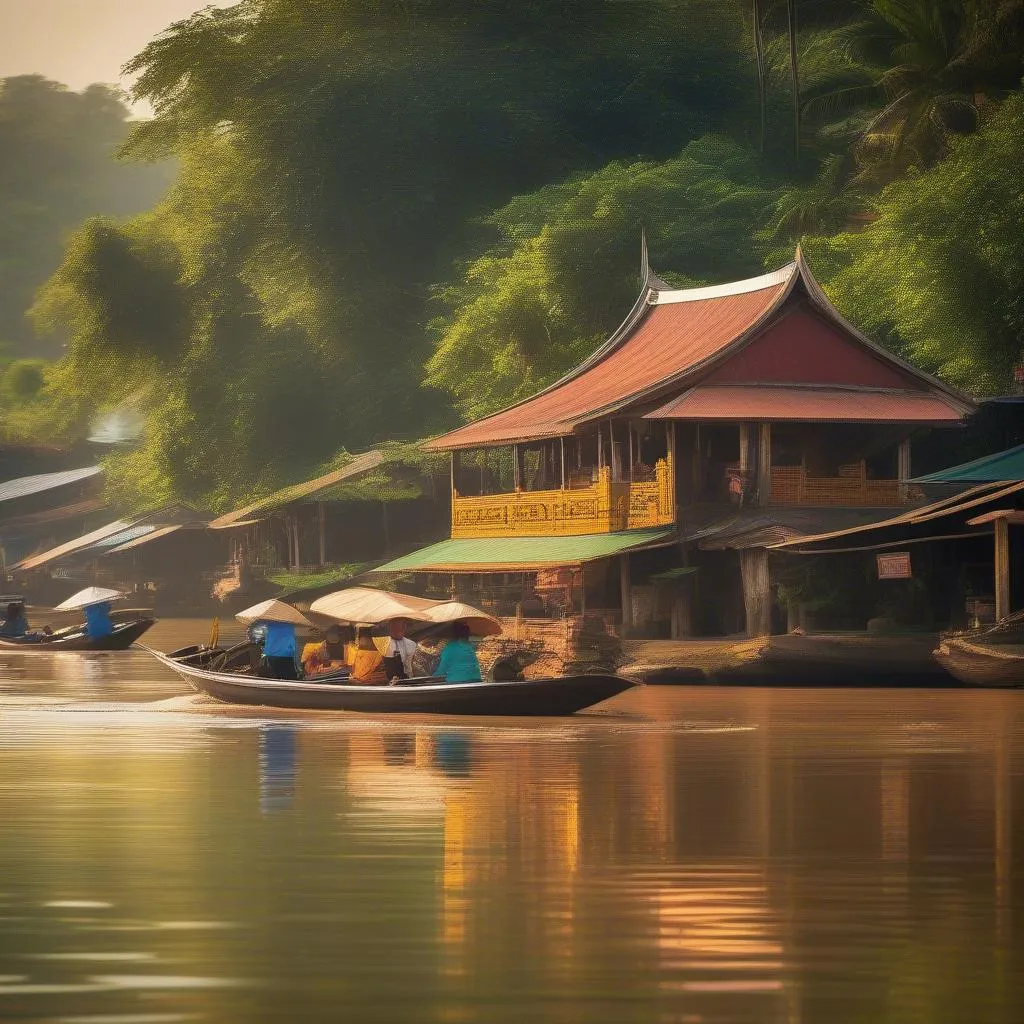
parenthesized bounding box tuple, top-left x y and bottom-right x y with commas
(877, 551, 911, 579)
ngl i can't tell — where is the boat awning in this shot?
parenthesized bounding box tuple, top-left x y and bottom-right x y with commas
(370, 528, 676, 573)
(103, 523, 185, 554)
(645, 385, 968, 423)
(913, 443, 1024, 483)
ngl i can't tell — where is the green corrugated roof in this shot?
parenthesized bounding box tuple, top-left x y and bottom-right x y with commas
(370, 528, 675, 573)
(914, 444, 1024, 484)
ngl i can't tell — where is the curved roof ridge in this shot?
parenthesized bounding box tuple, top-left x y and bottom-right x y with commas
(793, 246, 976, 413)
(654, 263, 797, 306)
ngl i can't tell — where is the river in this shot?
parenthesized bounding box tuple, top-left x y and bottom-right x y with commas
(0, 620, 1021, 1023)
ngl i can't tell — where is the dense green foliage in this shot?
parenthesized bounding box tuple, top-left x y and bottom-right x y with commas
(8, 0, 1024, 511)
(0, 76, 172, 360)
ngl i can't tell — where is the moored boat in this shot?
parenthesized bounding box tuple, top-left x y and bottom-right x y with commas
(142, 645, 635, 715)
(933, 638, 1024, 688)
(0, 615, 156, 651)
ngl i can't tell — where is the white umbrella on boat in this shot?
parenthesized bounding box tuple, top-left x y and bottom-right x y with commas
(309, 587, 438, 626)
(423, 601, 503, 637)
(235, 599, 312, 627)
(54, 587, 124, 612)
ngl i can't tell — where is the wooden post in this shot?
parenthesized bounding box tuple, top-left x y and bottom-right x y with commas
(995, 516, 1010, 621)
(897, 437, 912, 501)
(560, 436, 566, 490)
(318, 501, 326, 567)
(580, 564, 587, 617)
(513, 444, 521, 491)
(739, 423, 750, 473)
(620, 553, 632, 637)
(740, 547, 772, 638)
(628, 424, 634, 482)
(609, 420, 617, 481)
(757, 423, 772, 506)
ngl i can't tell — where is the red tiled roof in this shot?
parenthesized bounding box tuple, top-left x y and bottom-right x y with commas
(645, 386, 968, 423)
(424, 268, 794, 450)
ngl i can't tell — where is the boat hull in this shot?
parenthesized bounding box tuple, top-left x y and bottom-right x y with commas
(933, 639, 1024, 688)
(142, 646, 634, 715)
(0, 618, 156, 652)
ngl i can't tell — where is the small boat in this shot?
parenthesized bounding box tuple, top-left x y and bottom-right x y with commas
(142, 645, 635, 715)
(933, 638, 1024, 688)
(0, 615, 156, 651)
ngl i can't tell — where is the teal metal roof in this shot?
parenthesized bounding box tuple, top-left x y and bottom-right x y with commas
(913, 444, 1024, 484)
(371, 528, 675, 573)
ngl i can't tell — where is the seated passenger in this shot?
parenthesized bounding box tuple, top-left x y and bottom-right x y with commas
(350, 629, 387, 684)
(435, 621, 483, 683)
(0, 601, 30, 638)
(258, 619, 299, 680)
(84, 601, 115, 640)
(302, 625, 350, 677)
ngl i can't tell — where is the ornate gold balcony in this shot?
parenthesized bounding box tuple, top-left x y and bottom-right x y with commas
(451, 459, 675, 539)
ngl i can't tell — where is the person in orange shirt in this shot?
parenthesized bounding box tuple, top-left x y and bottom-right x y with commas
(350, 628, 387, 684)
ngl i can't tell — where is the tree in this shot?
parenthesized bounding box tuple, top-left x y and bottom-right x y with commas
(427, 135, 780, 420)
(805, 90, 1024, 394)
(0, 76, 172, 359)
(29, 0, 754, 509)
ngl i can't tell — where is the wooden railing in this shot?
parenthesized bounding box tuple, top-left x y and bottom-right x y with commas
(768, 463, 918, 506)
(451, 458, 675, 538)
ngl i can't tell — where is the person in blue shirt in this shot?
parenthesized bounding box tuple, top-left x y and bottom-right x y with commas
(258, 619, 299, 680)
(435, 621, 483, 684)
(84, 601, 114, 640)
(0, 601, 30, 638)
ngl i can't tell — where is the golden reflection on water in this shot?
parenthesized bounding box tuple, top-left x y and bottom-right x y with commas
(0, 631, 1021, 1023)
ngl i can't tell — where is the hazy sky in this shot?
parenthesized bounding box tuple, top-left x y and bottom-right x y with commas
(0, 1, 231, 107)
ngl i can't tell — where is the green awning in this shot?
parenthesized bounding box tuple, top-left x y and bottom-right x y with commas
(914, 444, 1024, 484)
(370, 528, 676, 573)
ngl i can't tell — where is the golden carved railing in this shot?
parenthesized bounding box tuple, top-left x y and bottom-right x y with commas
(768, 464, 918, 507)
(451, 458, 675, 538)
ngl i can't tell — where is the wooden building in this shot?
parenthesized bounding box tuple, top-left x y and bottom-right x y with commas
(374, 247, 975, 638)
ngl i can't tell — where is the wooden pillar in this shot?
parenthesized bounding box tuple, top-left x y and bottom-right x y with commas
(740, 547, 772, 638)
(560, 436, 566, 490)
(628, 424, 634, 482)
(757, 422, 772, 506)
(739, 423, 750, 472)
(995, 516, 1010, 621)
(620, 553, 632, 637)
(897, 437, 912, 501)
(513, 444, 521, 491)
(318, 501, 326, 567)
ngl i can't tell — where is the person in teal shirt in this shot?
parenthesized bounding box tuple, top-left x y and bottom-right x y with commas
(435, 621, 482, 683)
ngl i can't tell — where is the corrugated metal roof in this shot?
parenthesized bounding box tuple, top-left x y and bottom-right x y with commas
(772, 480, 1024, 552)
(14, 518, 134, 570)
(93, 523, 160, 549)
(209, 450, 385, 529)
(913, 444, 1024, 483)
(0, 466, 102, 505)
(103, 523, 185, 554)
(646, 386, 967, 423)
(370, 528, 675, 573)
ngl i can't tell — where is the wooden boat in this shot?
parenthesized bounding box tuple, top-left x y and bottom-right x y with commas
(933, 638, 1024, 688)
(142, 645, 635, 715)
(0, 616, 155, 652)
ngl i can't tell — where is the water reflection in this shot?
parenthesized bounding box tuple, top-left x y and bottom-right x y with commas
(0, 668, 1020, 1022)
(258, 726, 296, 814)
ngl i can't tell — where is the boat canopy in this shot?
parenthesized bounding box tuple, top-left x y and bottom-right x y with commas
(54, 586, 124, 612)
(235, 599, 312, 627)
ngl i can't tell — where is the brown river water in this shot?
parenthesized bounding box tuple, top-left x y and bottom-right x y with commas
(0, 619, 1022, 1023)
